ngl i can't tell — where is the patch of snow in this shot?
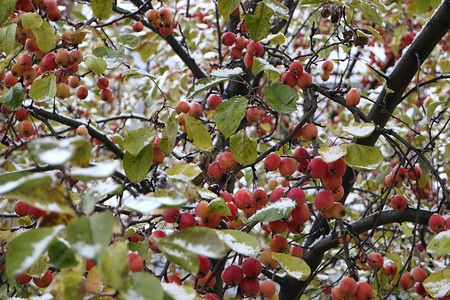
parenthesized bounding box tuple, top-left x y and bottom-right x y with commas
(39, 148, 73, 165)
(219, 233, 259, 257)
(70, 161, 120, 178)
(211, 67, 243, 77)
(71, 242, 103, 260)
(434, 230, 450, 240)
(170, 238, 222, 258)
(161, 283, 196, 300)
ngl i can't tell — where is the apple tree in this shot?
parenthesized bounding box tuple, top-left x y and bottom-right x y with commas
(0, 0, 449, 299)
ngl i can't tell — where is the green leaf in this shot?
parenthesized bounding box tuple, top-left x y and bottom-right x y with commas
(69, 138, 92, 167)
(117, 34, 140, 49)
(261, 33, 286, 45)
(249, 198, 296, 222)
(230, 129, 257, 165)
(318, 145, 348, 163)
(252, 57, 281, 81)
(263, 0, 289, 19)
(343, 143, 383, 172)
(412, 0, 430, 13)
(93, 47, 125, 69)
(51, 269, 85, 300)
(384, 253, 403, 270)
(128, 241, 149, 260)
(398, 222, 413, 238)
(32, 19, 56, 53)
(29, 74, 57, 101)
(66, 210, 114, 262)
(0, 172, 51, 194)
(214, 96, 248, 138)
(81, 184, 120, 215)
(427, 230, 450, 255)
(218, 0, 241, 19)
(186, 77, 227, 98)
(100, 241, 129, 291)
(0, 23, 17, 56)
(264, 83, 299, 113)
(20, 12, 43, 29)
(426, 101, 443, 123)
(124, 194, 187, 215)
(123, 273, 164, 300)
(0, 0, 15, 26)
(92, 0, 113, 20)
(245, 2, 273, 41)
(271, 252, 311, 280)
(354, 2, 383, 27)
(342, 122, 375, 138)
(160, 244, 199, 275)
(2, 83, 24, 111)
(85, 55, 107, 76)
(423, 269, 450, 298)
(48, 238, 78, 269)
(160, 115, 178, 155)
(167, 163, 202, 183)
(208, 198, 231, 217)
(123, 144, 154, 183)
(123, 127, 155, 156)
(366, 25, 383, 42)
(121, 68, 157, 80)
(5, 225, 64, 277)
(156, 227, 226, 259)
(184, 115, 214, 151)
(217, 230, 261, 257)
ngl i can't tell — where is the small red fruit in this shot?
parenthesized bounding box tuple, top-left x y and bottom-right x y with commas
(133, 21, 144, 32)
(346, 88, 361, 106)
(128, 252, 143, 272)
(222, 32, 236, 46)
(241, 257, 262, 278)
(391, 195, 407, 211)
(76, 86, 88, 99)
(33, 269, 52, 288)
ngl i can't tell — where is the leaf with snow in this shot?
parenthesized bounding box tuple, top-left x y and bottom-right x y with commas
(124, 194, 186, 214)
(81, 183, 121, 215)
(210, 67, 244, 77)
(121, 68, 157, 80)
(5, 225, 64, 277)
(427, 230, 450, 255)
(187, 77, 227, 98)
(160, 244, 199, 275)
(260, 33, 286, 45)
(271, 252, 311, 280)
(28, 137, 74, 165)
(0, 172, 52, 195)
(67, 210, 113, 262)
(217, 230, 261, 257)
(423, 269, 450, 298)
(70, 161, 120, 181)
(252, 57, 281, 81)
(319, 145, 348, 163)
(249, 198, 296, 222)
(342, 122, 375, 138)
(156, 227, 226, 259)
(123, 272, 165, 300)
(161, 282, 200, 300)
(263, 0, 289, 19)
(167, 163, 202, 183)
(208, 198, 231, 216)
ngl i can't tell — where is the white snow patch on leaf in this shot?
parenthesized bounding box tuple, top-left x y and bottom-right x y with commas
(211, 67, 243, 77)
(161, 283, 197, 300)
(71, 242, 103, 260)
(170, 238, 221, 258)
(423, 278, 450, 298)
(217, 232, 260, 257)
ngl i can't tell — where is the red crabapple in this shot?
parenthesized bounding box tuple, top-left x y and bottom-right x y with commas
(346, 88, 361, 106)
(314, 191, 334, 214)
(287, 187, 306, 206)
(302, 123, 318, 141)
(207, 161, 225, 180)
(246, 40, 263, 57)
(234, 189, 254, 210)
(270, 234, 289, 253)
(279, 158, 297, 177)
(339, 277, 357, 298)
(290, 245, 303, 257)
(245, 107, 261, 124)
(400, 273, 415, 289)
(76, 86, 88, 99)
(41, 53, 58, 71)
(188, 102, 203, 118)
(217, 152, 238, 172)
(14, 201, 30, 216)
(15, 108, 29, 121)
(239, 277, 260, 297)
(367, 253, 384, 270)
(356, 281, 373, 300)
(308, 157, 328, 179)
(222, 32, 236, 46)
(133, 21, 144, 32)
(221, 265, 243, 287)
(149, 230, 166, 253)
(259, 280, 276, 298)
(128, 252, 143, 272)
(296, 72, 312, 89)
(241, 257, 262, 278)
(327, 158, 347, 177)
(429, 213, 446, 233)
(162, 208, 180, 223)
(411, 267, 428, 283)
(264, 153, 281, 171)
(197, 255, 210, 278)
(15, 273, 32, 284)
(55, 50, 70, 66)
(175, 101, 190, 114)
(33, 269, 53, 288)
(289, 60, 304, 76)
(206, 94, 222, 110)
(408, 165, 423, 180)
(97, 76, 109, 89)
(18, 120, 35, 138)
(322, 60, 334, 73)
(391, 195, 407, 211)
